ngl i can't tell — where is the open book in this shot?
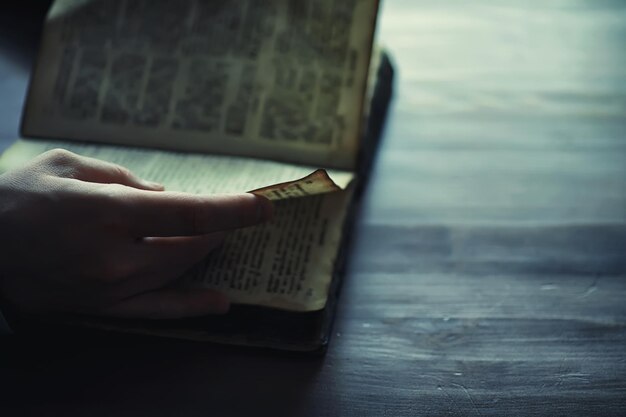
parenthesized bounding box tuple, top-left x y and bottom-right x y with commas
(0, 0, 392, 352)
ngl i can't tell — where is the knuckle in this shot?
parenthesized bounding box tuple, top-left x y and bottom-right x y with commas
(40, 148, 81, 178)
(43, 148, 77, 165)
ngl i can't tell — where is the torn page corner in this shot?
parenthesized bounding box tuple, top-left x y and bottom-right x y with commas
(249, 169, 354, 201)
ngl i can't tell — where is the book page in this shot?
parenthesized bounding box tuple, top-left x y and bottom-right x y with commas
(0, 139, 353, 196)
(0, 139, 354, 311)
(251, 169, 343, 201)
(23, 0, 379, 170)
(184, 188, 352, 311)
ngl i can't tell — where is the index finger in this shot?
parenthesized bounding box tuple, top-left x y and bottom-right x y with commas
(115, 189, 273, 237)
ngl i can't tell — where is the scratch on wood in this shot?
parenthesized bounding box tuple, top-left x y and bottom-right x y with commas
(579, 276, 599, 299)
(450, 382, 483, 417)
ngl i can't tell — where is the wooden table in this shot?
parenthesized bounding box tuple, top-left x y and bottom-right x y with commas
(1, 1, 625, 415)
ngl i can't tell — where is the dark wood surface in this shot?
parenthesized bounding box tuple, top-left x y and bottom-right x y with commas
(1, 1, 626, 415)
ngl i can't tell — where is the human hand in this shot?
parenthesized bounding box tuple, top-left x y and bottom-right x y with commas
(0, 149, 272, 319)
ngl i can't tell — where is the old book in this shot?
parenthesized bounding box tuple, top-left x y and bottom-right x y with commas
(0, 0, 393, 352)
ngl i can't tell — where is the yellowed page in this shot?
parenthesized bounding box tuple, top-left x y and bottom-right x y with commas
(22, 0, 379, 170)
(251, 169, 343, 200)
(184, 188, 352, 311)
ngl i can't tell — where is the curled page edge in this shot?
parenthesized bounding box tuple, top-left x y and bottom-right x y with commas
(249, 169, 354, 201)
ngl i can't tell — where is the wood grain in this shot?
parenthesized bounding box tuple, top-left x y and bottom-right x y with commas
(1, 0, 625, 415)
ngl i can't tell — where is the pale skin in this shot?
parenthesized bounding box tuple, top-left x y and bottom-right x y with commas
(0, 148, 273, 320)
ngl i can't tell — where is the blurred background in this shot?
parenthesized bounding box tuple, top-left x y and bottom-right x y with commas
(3, 0, 624, 225)
(368, 0, 626, 225)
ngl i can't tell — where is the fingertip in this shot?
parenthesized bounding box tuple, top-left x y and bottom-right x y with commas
(149, 181, 165, 191)
(251, 194, 274, 222)
(122, 170, 164, 191)
(140, 179, 165, 191)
